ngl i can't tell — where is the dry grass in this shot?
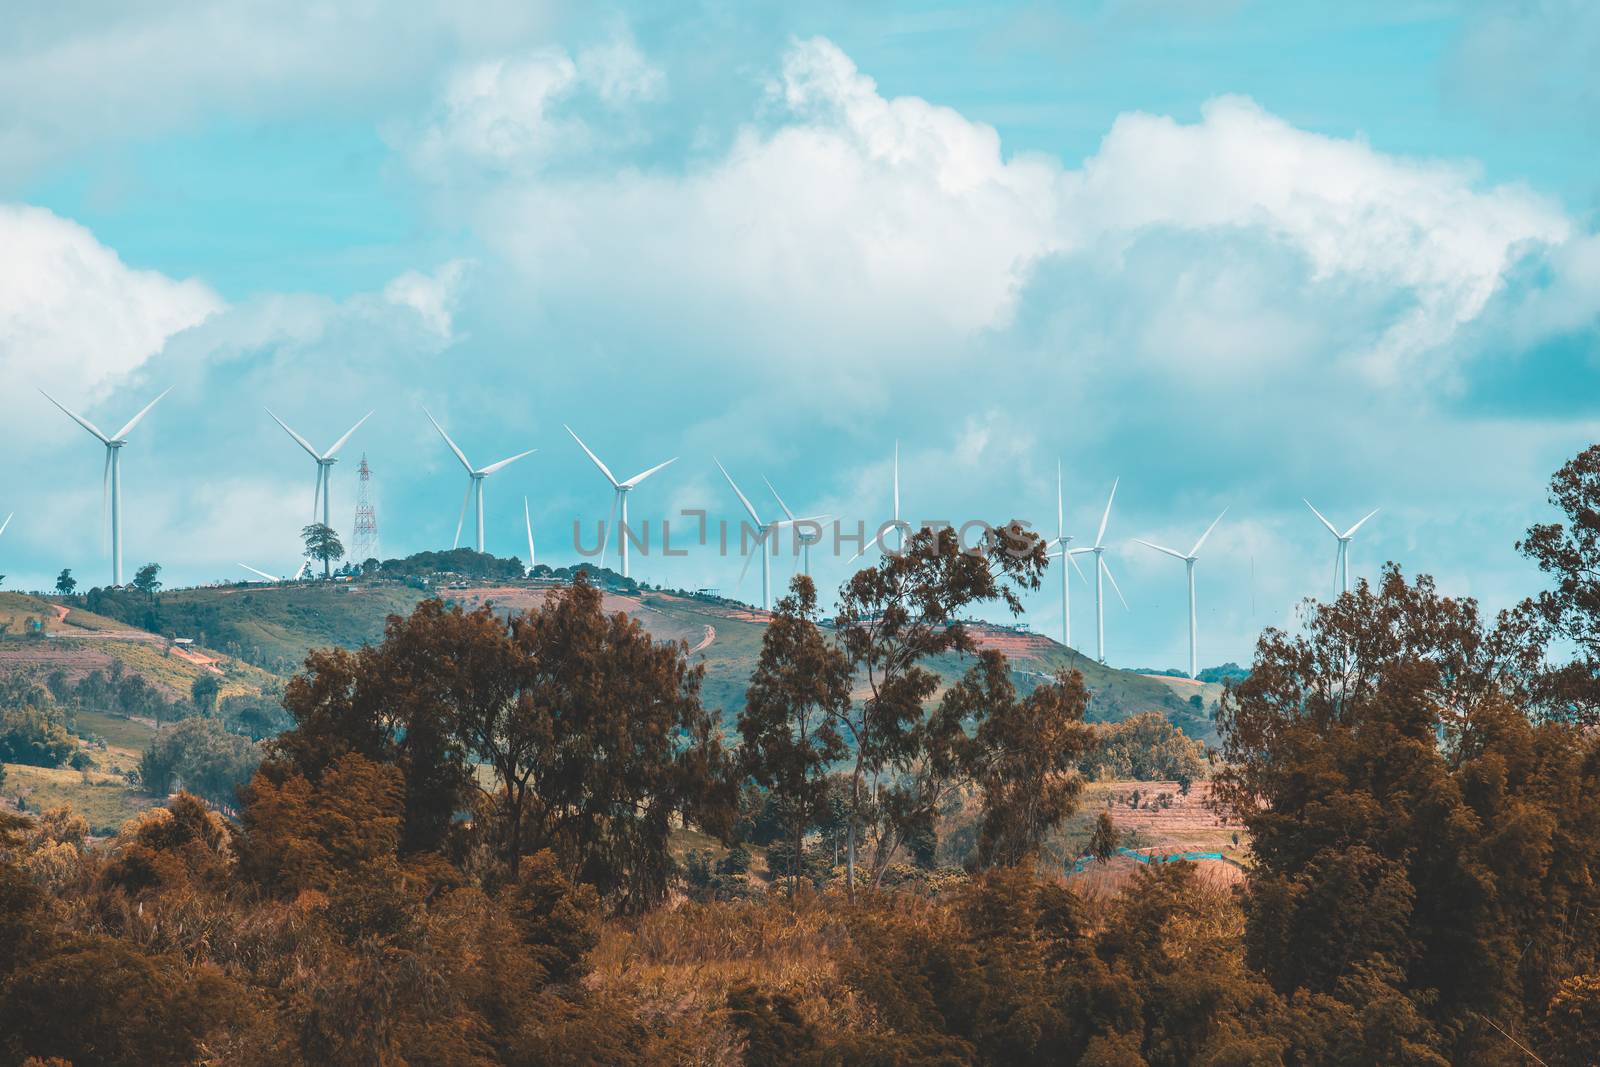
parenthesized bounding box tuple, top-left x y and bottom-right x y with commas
(2, 761, 156, 834)
(590, 890, 868, 1041)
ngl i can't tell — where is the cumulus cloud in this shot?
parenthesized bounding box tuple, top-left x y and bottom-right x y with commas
(0, 204, 220, 430)
(444, 37, 1569, 398)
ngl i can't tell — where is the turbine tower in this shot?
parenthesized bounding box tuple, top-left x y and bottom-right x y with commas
(764, 477, 829, 578)
(425, 409, 536, 553)
(1044, 462, 1089, 649)
(1135, 508, 1228, 679)
(1067, 478, 1127, 664)
(565, 425, 676, 579)
(716, 459, 822, 610)
(265, 408, 372, 527)
(1305, 500, 1380, 597)
(41, 386, 170, 586)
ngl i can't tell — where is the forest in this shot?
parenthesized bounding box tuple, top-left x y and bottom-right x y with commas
(6, 449, 1600, 1065)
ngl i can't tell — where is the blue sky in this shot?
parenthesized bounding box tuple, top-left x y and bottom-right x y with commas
(2, 0, 1598, 671)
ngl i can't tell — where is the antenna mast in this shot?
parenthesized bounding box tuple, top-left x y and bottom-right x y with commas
(352, 453, 380, 562)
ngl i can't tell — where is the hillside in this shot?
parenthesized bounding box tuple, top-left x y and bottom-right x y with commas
(6, 580, 1219, 741)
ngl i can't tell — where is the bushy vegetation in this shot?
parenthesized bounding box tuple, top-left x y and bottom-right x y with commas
(9, 449, 1600, 1063)
(138, 717, 261, 809)
(1079, 710, 1208, 785)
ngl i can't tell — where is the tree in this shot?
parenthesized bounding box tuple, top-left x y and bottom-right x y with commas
(301, 522, 344, 579)
(265, 578, 733, 910)
(190, 672, 220, 715)
(959, 660, 1095, 869)
(54, 569, 74, 597)
(131, 562, 162, 599)
(833, 521, 1047, 898)
(138, 717, 260, 808)
(1214, 565, 1600, 1063)
(1088, 811, 1120, 863)
(1516, 443, 1600, 723)
(738, 575, 852, 893)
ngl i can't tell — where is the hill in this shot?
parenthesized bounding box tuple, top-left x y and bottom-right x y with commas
(14, 579, 1219, 741)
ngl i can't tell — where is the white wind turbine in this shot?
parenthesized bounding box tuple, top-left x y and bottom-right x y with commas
(764, 477, 829, 578)
(717, 459, 825, 611)
(238, 560, 311, 584)
(1066, 478, 1127, 664)
(1135, 508, 1228, 680)
(1305, 500, 1380, 597)
(41, 386, 171, 587)
(565, 425, 676, 579)
(523, 496, 536, 576)
(425, 409, 536, 553)
(850, 440, 906, 563)
(265, 408, 373, 527)
(1044, 463, 1090, 649)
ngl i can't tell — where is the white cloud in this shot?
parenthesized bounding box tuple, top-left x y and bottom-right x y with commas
(452, 37, 1568, 394)
(385, 260, 472, 339)
(0, 2, 558, 185)
(0, 204, 220, 430)
(404, 33, 665, 178)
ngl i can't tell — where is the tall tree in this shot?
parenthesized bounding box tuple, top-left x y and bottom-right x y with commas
(833, 521, 1046, 898)
(738, 575, 852, 893)
(1214, 564, 1600, 1063)
(131, 561, 162, 599)
(301, 522, 344, 579)
(54, 569, 75, 597)
(1516, 443, 1600, 723)
(264, 578, 733, 910)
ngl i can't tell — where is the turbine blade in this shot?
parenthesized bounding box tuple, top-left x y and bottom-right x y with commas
(112, 386, 173, 440)
(0, 513, 11, 538)
(601, 490, 620, 567)
(1102, 559, 1129, 610)
(1342, 508, 1381, 539)
(453, 479, 472, 549)
(424, 409, 474, 473)
(1304, 499, 1341, 538)
(848, 529, 884, 564)
(312, 466, 322, 520)
(565, 425, 619, 487)
(1067, 551, 1090, 584)
(524, 496, 536, 572)
(1095, 478, 1119, 547)
(480, 448, 536, 476)
(763, 476, 796, 520)
(40, 389, 110, 443)
(266, 408, 322, 459)
(324, 411, 374, 458)
(1189, 507, 1228, 558)
(621, 456, 677, 488)
(238, 563, 278, 583)
(1133, 537, 1187, 560)
(714, 457, 763, 525)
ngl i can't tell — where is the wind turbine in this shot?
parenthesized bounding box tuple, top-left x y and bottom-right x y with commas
(238, 563, 283, 584)
(265, 408, 373, 527)
(1044, 463, 1089, 649)
(1135, 508, 1227, 679)
(523, 496, 536, 576)
(716, 459, 824, 610)
(565, 425, 676, 579)
(764, 477, 829, 578)
(1305, 500, 1380, 597)
(1067, 478, 1127, 664)
(424, 409, 536, 553)
(850, 440, 905, 563)
(41, 386, 170, 586)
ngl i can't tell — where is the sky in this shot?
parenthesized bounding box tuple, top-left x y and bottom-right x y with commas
(2, 0, 1599, 672)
